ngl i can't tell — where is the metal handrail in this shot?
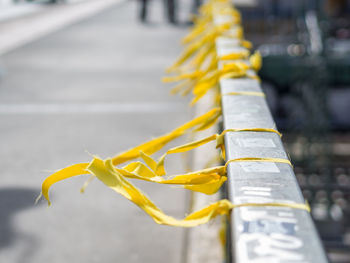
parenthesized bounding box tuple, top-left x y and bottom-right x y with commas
(214, 13, 329, 263)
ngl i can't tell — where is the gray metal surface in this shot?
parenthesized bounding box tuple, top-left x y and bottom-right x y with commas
(217, 50, 329, 262)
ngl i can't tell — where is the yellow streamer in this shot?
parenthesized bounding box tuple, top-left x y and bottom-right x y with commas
(41, 156, 308, 227)
(111, 107, 221, 165)
(225, 157, 293, 172)
(39, 0, 311, 229)
(219, 50, 250, 61)
(223, 91, 265, 97)
(39, 108, 223, 204)
(142, 127, 283, 173)
(249, 50, 262, 72)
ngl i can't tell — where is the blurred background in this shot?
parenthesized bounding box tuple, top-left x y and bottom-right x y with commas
(0, 0, 349, 262)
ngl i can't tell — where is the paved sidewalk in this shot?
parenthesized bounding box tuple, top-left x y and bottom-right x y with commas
(0, 1, 192, 263)
(0, 0, 124, 55)
(0, 2, 45, 22)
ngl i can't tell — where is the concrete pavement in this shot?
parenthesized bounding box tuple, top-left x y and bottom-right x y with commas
(0, 1, 193, 263)
(0, 0, 124, 55)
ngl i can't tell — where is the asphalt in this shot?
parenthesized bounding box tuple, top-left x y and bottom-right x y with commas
(0, 1, 193, 263)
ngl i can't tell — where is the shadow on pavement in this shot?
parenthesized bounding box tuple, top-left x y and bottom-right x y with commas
(0, 187, 42, 263)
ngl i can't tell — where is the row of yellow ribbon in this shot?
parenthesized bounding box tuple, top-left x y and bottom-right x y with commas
(39, 0, 309, 227)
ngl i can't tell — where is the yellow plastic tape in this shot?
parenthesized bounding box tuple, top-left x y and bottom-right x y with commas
(130, 128, 282, 175)
(111, 107, 221, 165)
(219, 50, 250, 61)
(189, 61, 253, 105)
(166, 127, 281, 160)
(39, 108, 222, 204)
(249, 51, 262, 71)
(191, 43, 216, 70)
(39, 126, 283, 205)
(167, 20, 241, 72)
(220, 128, 281, 137)
(223, 91, 265, 97)
(40, 156, 308, 227)
(225, 157, 293, 172)
(164, 50, 250, 84)
(164, 51, 260, 104)
(39, 0, 309, 229)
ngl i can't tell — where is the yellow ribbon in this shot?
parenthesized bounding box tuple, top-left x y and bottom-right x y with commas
(38, 0, 310, 229)
(249, 50, 262, 72)
(39, 108, 223, 204)
(231, 202, 311, 213)
(40, 156, 308, 227)
(225, 157, 293, 172)
(223, 91, 265, 97)
(111, 107, 221, 165)
(169, 127, 281, 160)
(39, 125, 283, 204)
(219, 50, 250, 61)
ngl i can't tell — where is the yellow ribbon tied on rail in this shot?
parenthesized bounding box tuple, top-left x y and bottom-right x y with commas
(39, 108, 223, 205)
(38, 0, 312, 228)
(164, 52, 262, 105)
(40, 154, 308, 228)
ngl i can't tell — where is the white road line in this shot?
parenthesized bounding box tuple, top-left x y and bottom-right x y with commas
(0, 103, 183, 114)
